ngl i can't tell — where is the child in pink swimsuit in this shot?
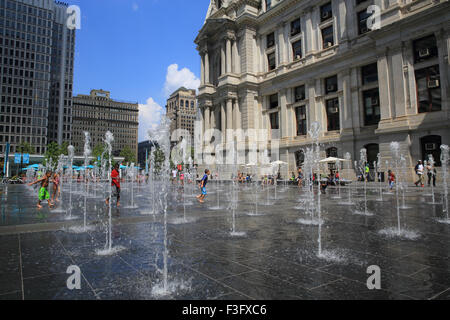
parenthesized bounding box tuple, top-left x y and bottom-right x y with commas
(51, 173, 61, 203)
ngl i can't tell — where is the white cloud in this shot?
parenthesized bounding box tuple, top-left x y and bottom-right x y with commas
(138, 97, 164, 142)
(138, 64, 200, 141)
(163, 64, 200, 98)
(132, 2, 139, 11)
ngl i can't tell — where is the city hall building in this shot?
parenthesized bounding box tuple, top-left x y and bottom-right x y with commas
(195, 0, 450, 179)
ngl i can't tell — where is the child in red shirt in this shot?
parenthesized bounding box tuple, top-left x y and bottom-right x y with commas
(106, 163, 121, 207)
(388, 170, 396, 191)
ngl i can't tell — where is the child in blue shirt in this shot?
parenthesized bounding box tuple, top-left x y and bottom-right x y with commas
(196, 169, 210, 203)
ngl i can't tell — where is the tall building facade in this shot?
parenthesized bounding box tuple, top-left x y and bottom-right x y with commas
(166, 87, 198, 143)
(195, 0, 450, 179)
(0, 0, 75, 155)
(72, 89, 139, 158)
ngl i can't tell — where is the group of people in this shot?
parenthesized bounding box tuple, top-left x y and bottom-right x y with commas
(413, 160, 437, 188)
(172, 168, 197, 186)
(237, 172, 252, 183)
(26, 157, 442, 209)
(28, 171, 61, 209)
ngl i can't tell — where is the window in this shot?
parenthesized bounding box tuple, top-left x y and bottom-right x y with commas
(269, 94, 278, 109)
(291, 19, 301, 36)
(325, 76, 338, 94)
(268, 52, 276, 71)
(356, 0, 368, 4)
(295, 150, 305, 167)
(358, 9, 371, 35)
(362, 63, 378, 85)
(326, 98, 340, 131)
(413, 35, 438, 64)
(266, 0, 272, 10)
(322, 26, 334, 49)
(294, 85, 305, 102)
(269, 112, 279, 130)
(415, 65, 441, 113)
(292, 40, 302, 60)
(421, 135, 442, 166)
(364, 144, 379, 169)
(326, 147, 338, 158)
(363, 88, 380, 126)
(295, 106, 307, 136)
(321, 2, 332, 22)
(266, 33, 275, 48)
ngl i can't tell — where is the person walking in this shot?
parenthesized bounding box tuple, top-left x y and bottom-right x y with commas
(414, 160, 425, 187)
(426, 162, 437, 187)
(172, 169, 178, 185)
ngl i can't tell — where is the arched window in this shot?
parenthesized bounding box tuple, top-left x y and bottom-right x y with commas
(364, 143, 379, 168)
(326, 147, 338, 158)
(180, 100, 184, 107)
(421, 135, 442, 166)
(295, 150, 305, 168)
(191, 101, 195, 109)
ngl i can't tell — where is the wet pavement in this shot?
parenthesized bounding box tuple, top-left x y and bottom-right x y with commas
(0, 182, 449, 300)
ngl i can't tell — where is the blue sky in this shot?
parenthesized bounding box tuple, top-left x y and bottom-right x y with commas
(69, 0, 209, 141)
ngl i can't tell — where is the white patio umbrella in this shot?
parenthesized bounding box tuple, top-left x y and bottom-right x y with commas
(319, 157, 349, 163)
(271, 160, 288, 166)
(271, 161, 288, 180)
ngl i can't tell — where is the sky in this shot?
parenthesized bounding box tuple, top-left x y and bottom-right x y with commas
(69, 0, 209, 142)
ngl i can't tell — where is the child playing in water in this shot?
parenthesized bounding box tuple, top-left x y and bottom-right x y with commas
(28, 171, 54, 209)
(388, 170, 396, 191)
(180, 172, 185, 186)
(106, 163, 121, 207)
(51, 172, 61, 203)
(196, 169, 210, 203)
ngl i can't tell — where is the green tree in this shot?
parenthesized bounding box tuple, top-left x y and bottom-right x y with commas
(18, 142, 35, 155)
(43, 142, 62, 169)
(153, 147, 165, 174)
(120, 146, 136, 164)
(92, 143, 114, 168)
(59, 141, 70, 156)
(92, 144, 105, 161)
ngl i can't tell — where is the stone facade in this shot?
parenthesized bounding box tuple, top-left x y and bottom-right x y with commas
(195, 0, 450, 180)
(72, 90, 139, 158)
